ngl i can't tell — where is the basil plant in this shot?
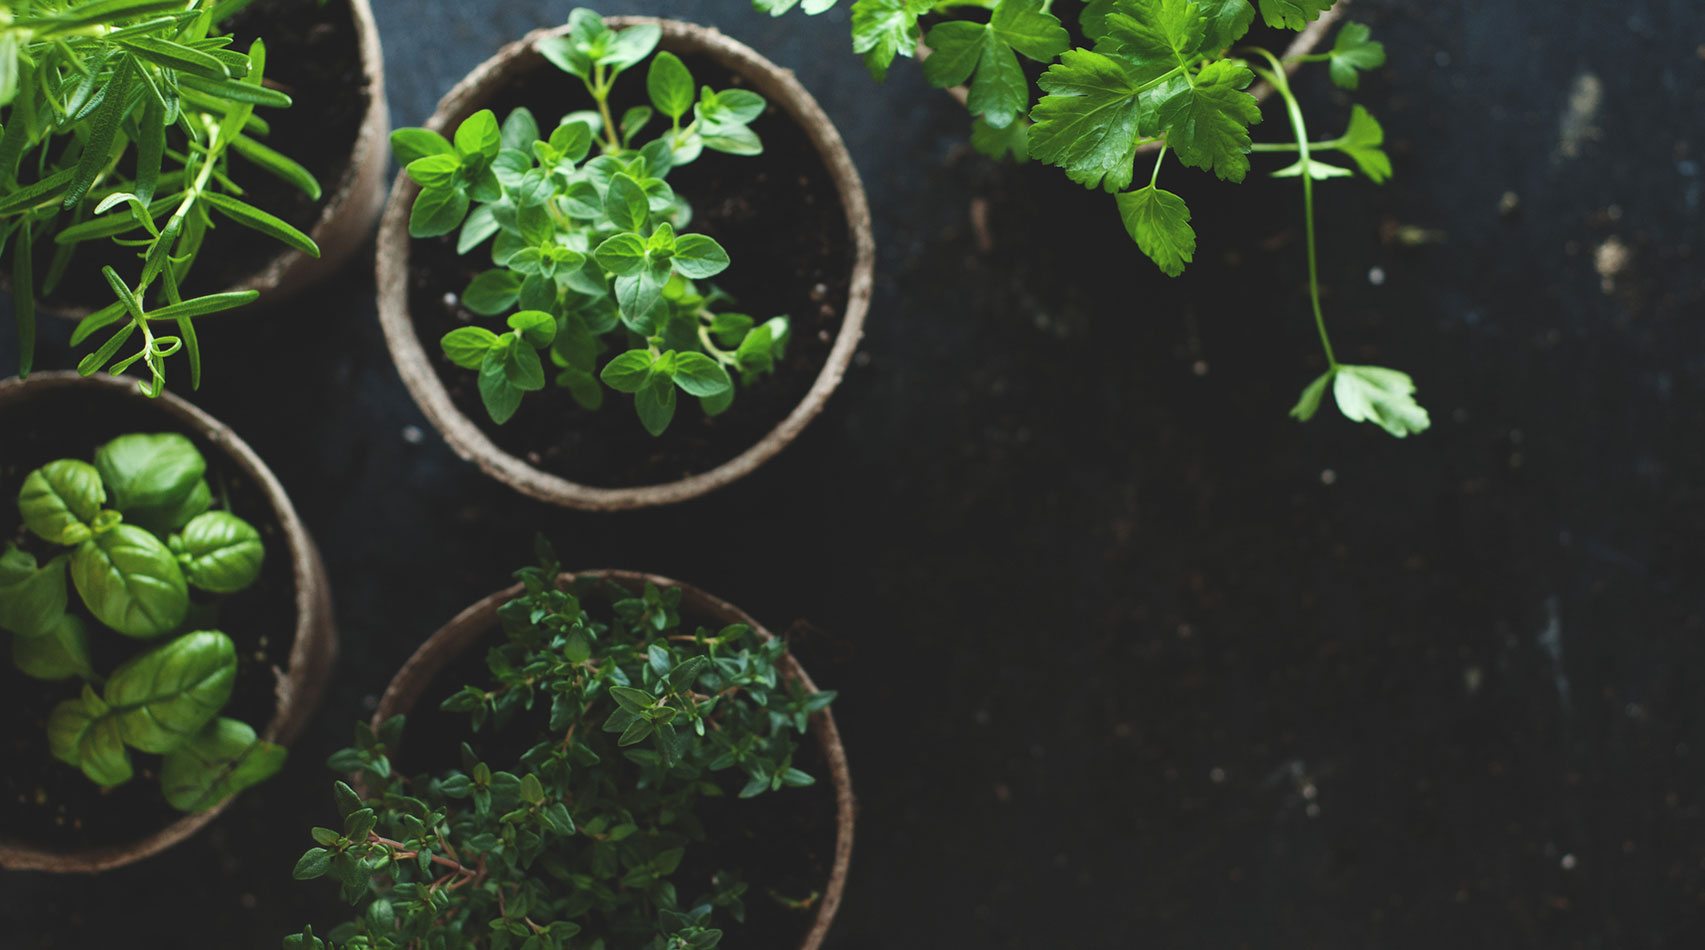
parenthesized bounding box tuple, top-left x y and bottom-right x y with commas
(0, 432, 283, 813)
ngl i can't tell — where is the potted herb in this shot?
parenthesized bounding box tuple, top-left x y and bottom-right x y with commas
(0, 0, 388, 392)
(0, 371, 336, 873)
(377, 9, 875, 510)
(764, 0, 1429, 436)
(287, 555, 853, 949)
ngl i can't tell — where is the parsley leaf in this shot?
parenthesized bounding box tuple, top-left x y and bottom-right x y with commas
(1098, 0, 1206, 83)
(1292, 365, 1431, 436)
(1335, 104, 1391, 183)
(1116, 185, 1196, 276)
(971, 116, 1031, 162)
(924, 0, 1067, 128)
(1153, 58, 1261, 181)
(1198, 0, 1256, 53)
(1328, 22, 1385, 90)
(1257, 0, 1335, 31)
(1031, 49, 1152, 191)
(851, 0, 931, 81)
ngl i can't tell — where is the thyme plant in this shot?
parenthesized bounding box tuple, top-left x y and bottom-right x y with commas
(765, 0, 1429, 436)
(288, 549, 836, 949)
(394, 9, 787, 436)
(0, 0, 323, 395)
(0, 431, 282, 812)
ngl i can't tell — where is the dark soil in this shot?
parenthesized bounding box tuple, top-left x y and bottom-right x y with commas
(0, 385, 296, 851)
(395, 586, 838, 947)
(407, 47, 853, 488)
(44, 0, 370, 312)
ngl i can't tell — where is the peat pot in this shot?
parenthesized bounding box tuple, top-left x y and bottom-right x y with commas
(0, 372, 337, 873)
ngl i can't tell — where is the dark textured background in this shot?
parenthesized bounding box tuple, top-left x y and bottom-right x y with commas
(5, 0, 1705, 946)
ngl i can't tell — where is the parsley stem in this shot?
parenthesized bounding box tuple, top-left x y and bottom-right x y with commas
(1149, 144, 1167, 189)
(1249, 48, 1337, 369)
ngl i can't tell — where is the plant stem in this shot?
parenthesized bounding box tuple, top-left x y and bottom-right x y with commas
(1149, 144, 1167, 188)
(1249, 48, 1337, 369)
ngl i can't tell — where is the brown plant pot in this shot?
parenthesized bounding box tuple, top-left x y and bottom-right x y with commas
(38, 0, 389, 319)
(923, 0, 1350, 148)
(0, 372, 338, 873)
(372, 570, 854, 950)
(377, 17, 876, 511)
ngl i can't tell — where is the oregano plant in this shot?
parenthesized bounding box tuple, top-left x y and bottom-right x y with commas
(394, 9, 789, 436)
(0, 0, 324, 395)
(0, 431, 283, 812)
(287, 548, 836, 949)
(764, 0, 1429, 436)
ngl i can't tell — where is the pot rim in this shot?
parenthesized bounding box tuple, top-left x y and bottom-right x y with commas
(371, 569, 855, 950)
(0, 371, 338, 874)
(42, 0, 390, 319)
(375, 16, 876, 511)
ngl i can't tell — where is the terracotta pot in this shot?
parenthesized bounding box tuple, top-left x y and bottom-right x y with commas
(373, 570, 855, 950)
(377, 17, 876, 511)
(41, 0, 389, 318)
(0, 372, 338, 873)
(923, 0, 1351, 151)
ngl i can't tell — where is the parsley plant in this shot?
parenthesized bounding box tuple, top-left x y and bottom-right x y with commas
(764, 0, 1429, 436)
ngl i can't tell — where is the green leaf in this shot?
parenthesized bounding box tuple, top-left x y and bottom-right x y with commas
(406, 153, 463, 189)
(671, 234, 729, 279)
(1289, 368, 1332, 422)
(971, 116, 1030, 162)
(0, 546, 69, 638)
(65, 56, 134, 210)
(501, 107, 541, 151)
(1153, 58, 1261, 182)
(1098, 0, 1206, 79)
(1271, 156, 1354, 179)
(443, 326, 501, 369)
(507, 310, 558, 349)
(1328, 21, 1385, 90)
(1197, 0, 1257, 52)
(69, 524, 190, 638)
(19, 459, 106, 545)
(231, 134, 323, 200)
(13, 613, 93, 681)
(600, 350, 654, 393)
(161, 717, 287, 812)
(634, 378, 677, 436)
(990, 0, 1071, 60)
(1257, 0, 1334, 30)
(594, 232, 648, 276)
(125, 480, 211, 537)
(478, 352, 524, 424)
(500, 339, 547, 391)
(410, 185, 471, 239)
(454, 109, 503, 160)
(850, 0, 929, 81)
(203, 192, 320, 257)
(94, 432, 206, 514)
(391, 127, 455, 165)
(293, 848, 333, 880)
(602, 23, 662, 71)
(605, 174, 649, 232)
(647, 51, 695, 120)
(1031, 50, 1151, 191)
(1334, 104, 1392, 183)
(671, 353, 733, 397)
(1330, 365, 1431, 437)
(104, 630, 238, 753)
(463, 269, 523, 316)
(48, 687, 133, 787)
(1116, 186, 1196, 277)
(170, 511, 265, 594)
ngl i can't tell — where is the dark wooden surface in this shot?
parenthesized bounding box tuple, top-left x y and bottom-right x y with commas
(3, 0, 1704, 946)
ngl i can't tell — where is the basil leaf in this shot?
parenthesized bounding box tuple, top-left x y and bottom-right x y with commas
(170, 511, 265, 594)
(127, 478, 213, 536)
(105, 630, 238, 754)
(160, 717, 287, 812)
(0, 545, 69, 638)
(13, 613, 93, 681)
(70, 524, 190, 638)
(47, 686, 134, 787)
(19, 459, 106, 545)
(94, 432, 207, 513)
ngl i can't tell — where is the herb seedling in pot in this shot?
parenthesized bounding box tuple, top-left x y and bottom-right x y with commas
(393, 8, 788, 436)
(764, 0, 1429, 436)
(0, 431, 283, 813)
(0, 0, 324, 394)
(288, 550, 838, 948)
